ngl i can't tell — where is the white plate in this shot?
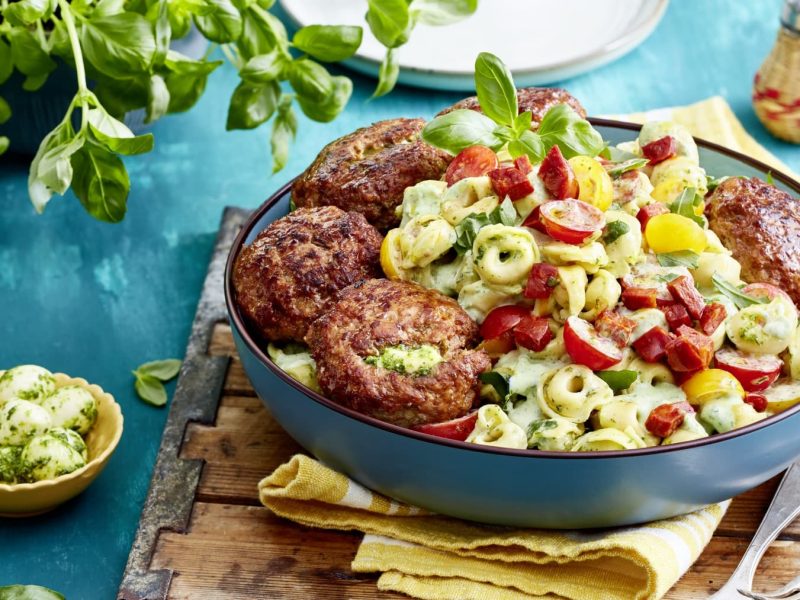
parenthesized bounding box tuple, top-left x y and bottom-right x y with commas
(280, 0, 669, 91)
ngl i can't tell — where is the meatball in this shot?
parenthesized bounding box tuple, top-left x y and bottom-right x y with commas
(291, 118, 452, 230)
(233, 206, 383, 343)
(437, 87, 587, 127)
(305, 279, 491, 428)
(706, 177, 800, 306)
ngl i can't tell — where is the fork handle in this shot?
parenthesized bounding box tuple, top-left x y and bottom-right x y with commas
(729, 462, 800, 590)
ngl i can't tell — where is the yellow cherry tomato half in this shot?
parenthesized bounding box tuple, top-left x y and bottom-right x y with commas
(644, 213, 707, 254)
(380, 229, 406, 280)
(682, 368, 745, 405)
(651, 179, 706, 215)
(568, 156, 613, 212)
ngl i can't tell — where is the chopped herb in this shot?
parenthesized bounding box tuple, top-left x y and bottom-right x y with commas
(711, 273, 768, 309)
(655, 273, 681, 283)
(668, 187, 706, 227)
(605, 157, 650, 178)
(527, 418, 559, 440)
(479, 371, 509, 399)
(766, 171, 775, 185)
(453, 198, 516, 254)
(546, 276, 559, 288)
(603, 220, 630, 245)
(656, 250, 700, 269)
(596, 370, 638, 392)
(706, 175, 729, 192)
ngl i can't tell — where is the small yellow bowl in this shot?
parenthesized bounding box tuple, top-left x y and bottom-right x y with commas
(0, 372, 124, 516)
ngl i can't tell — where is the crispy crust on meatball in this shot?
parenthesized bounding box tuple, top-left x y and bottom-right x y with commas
(233, 206, 383, 343)
(707, 176, 800, 306)
(291, 118, 452, 231)
(305, 279, 491, 428)
(437, 87, 587, 127)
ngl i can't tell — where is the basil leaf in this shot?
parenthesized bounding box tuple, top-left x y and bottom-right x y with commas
(766, 170, 774, 185)
(296, 75, 351, 123)
(366, 0, 411, 48)
(537, 104, 604, 159)
(240, 51, 285, 83)
(8, 28, 56, 79)
(656, 250, 700, 269)
(271, 95, 297, 173)
(0, 584, 65, 600)
(36, 133, 85, 197)
(226, 80, 279, 130)
(479, 371, 509, 399)
(603, 220, 630, 245)
(153, 0, 171, 66)
(422, 109, 503, 155)
(145, 74, 170, 124)
(654, 272, 681, 283)
(596, 370, 638, 392)
(292, 25, 363, 62)
(163, 51, 222, 113)
(237, 6, 288, 59)
(70, 138, 130, 223)
(605, 157, 649, 178)
(667, 187, 705, 227)
(527, 419, 559, 445)
(87, 107, 155, 155)
(0, 40, 12, 85)
(22, 73, 50, 92)
(494, 197, 517, 226)
(28, 121, 75, 213)
(453, 198, 516, 254)
(373, 48, 399, 98)
(193, 0, 242, 42)
(93, 0, 126, 18)
(474, 51, 518, 127)
(706, 175, 728, 193)
(711, 274, 767, 309)
(3, 0, 53, 25)
(513, 111, 532, 136)
(80, 13, 157, 78)
(134, 373, 168, 406)
(135, 358, 182, 380)
(507, 129, 544, 162)
(0, 137, 8, 156)
(288, 58, 333, 102)
(0, 98, 10, 125)
(410, 0, 478, 25)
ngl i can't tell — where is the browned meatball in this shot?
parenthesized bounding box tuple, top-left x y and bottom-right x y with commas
(706, 177, 800, 306)
(291, 118, 452, 231)
(305, 279, 491, 428)
(233, 206, 383, 343)
(437, 87, 587, 128)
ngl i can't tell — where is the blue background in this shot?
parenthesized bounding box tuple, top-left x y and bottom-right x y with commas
(1, 1, 799, 598)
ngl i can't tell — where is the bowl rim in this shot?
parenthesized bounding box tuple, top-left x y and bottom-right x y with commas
(224, 117, 800, 460)
(0, 372, 124, 492)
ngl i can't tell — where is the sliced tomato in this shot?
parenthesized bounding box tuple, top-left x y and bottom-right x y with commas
(665, 325, 715, 372)
(522, 204, 548, 232)
(514, 315, 553, 352)
(480, 305, 531, 340)
(445, 145, 499, 186)
(563, 316, 623, 370)
(539, 199, 605, 245)
(636, 203, 670, 231)
(667, 275, 706, 319)
(632, 326, 674, 362)
(744, 392, 768, 412)
(742, 283, 794, 306)
(539, 145, 578, 199)
(645, 401, 691, 438)
(699, 302, 727, 335)
(594, 309, 637, 348)
(514, 155, 533, 175)
(524, 263, 560, 299)
(489, 166, 534, 200)
(641, 136, 677, 165)
(414, 411, 479, 441)
(714, 347, 783, 392)
(662, 304, 692, 331)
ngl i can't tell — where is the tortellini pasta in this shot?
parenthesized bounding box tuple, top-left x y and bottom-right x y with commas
(473, 225, 538, 287)
(458, 280, 521, 323)
(528, 417, 584, 451)
(638, 121, 699, 164)
(398, 215, 456, 268)
(698, 393, 767, 434)
(571, 427, 647, 451)
(267, 343, 321, 393)
(580, 270, 622, 321)
(398, 180, 448, 227)
(540, 241, 609, 274)
(549, 265, 588, 322)
(612, 171, 655, 216)
(441, 176, 499, 225)
(691, 252, 742, 289)
(726, 296, 798, 355)
(466, 405, 528, 449)
(650, 156, 708, 202)
(602, 211, 643, 278)
(538, 365, 613, 422)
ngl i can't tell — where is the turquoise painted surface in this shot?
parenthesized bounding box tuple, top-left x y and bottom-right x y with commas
(0, 1, 798, 597)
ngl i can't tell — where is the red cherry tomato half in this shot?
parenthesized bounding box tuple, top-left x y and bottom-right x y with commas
(445, 145, 499, 186)
(744, 393, 768, 412)
(636, 203, 670, 231)
(714, 347, 783, 392)
(522, 204, 548, 232)
(742, 283, 794, 307)
(563, 316, 623, 370)
(641, 135, 677, 165)
(480, 305, 531, 340)
(413, 411, 479, 441)
(539, 199, 605, 245)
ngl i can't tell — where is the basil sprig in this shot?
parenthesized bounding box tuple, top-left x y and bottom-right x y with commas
(605, 157, 649, 178)
(479, 371, 509, 400)
(422, 52, 604, 162)
(133, 358, 182, 407)
(453, 198, 516, 254)
(656, 250, 700, 269)
(603, 220, 630, 245)
(711, 274, 768, 309)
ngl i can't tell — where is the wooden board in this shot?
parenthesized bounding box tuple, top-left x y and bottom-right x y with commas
(141, 322, 800, 600)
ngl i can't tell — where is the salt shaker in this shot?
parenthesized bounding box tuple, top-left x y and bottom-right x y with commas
(753, 0, 800, 143)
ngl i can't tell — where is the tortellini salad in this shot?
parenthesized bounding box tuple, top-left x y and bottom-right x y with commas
(272, 119, 800, 452)
(0, 365, 98, 483)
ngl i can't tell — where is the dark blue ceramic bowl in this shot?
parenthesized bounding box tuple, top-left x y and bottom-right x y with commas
(225, 119, 800, 528)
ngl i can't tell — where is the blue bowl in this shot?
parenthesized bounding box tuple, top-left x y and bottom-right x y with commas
(225, 119, 800, 528)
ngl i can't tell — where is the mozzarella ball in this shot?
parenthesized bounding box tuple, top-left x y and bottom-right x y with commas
(0, 365, 56, 406)
(19, 433, 86, 482)
(0, 445, 21, 483)
(47, 427, 88, 461)
(0, 399, 52, 446)
(41, 385, 97, 435)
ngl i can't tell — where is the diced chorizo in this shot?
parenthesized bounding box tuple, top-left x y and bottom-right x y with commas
(514, 315, 553, 352)
(489, 167, 534, 201)
(665, 325, 715, 372)
(514, 155, 533, 175)
(524, 263, 560, 299)
(632, 326, 674, 362)
(595, 309, 637, 348)
(645, 401, 693, 437)
(667, 275, 706, 319)
(661, 304, 692, 331)
(641, 136, 677, 165)
(538, 145, 578, 199)
(445, 145, 499, 186)
(699, 302, 727, 335)
(622, 287, 659, 310)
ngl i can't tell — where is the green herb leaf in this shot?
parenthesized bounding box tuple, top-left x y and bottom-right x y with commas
(667, 187, 706, 227)
(596, 370, 638, 392)
(8, 28, 56, 79)
(35, 133, 85, 198)
(145, 74, 170, 124)
(537, 104, 604, 159)
(365, 0, 411, 48)
(422, 109, 503, 155)
(706, 175, 728, 193)
(296, 75, 351, 123)
(28, 120, 76, 213)
(287, 58, 333, 102)
(605, 157, 649, 178)
(0, 137, 8, 156)
(766, 171, 775, 185)
(3, 0, 53, 25)
(240, 51, 285, 83)
(527, 419, 559, 443)
(226, 80, 279, 130)
(410, 0, 478, 25)
(163, 51, 223, 113)
(93, 0, 126, 18)
(134, 374, 168, 406)
(654, 273, 680, 283)
(0, 97, 11, 125)
(603, 220, 630, 245)
(80, 13, 157, 78)
(0, 584, 65, 600)
(656, 250, 700, 269)
(474, 51, 518, 127)
(271, 94, 297, 173)
(453, 198, 516, 254)
(193, 0, 243, 43)
(372, 48, 399, 98)
(508, 129, 545, 162)
(292, 24, 363, 62)
(70, 138, 130, 223)
(135, 358, 182, 380)
(513, 111, 532, 136)
(0, 40, 13, 85)
(87, 107, 155, 155)
(711, 273, 768, 309)
(479, 371, 509, 399)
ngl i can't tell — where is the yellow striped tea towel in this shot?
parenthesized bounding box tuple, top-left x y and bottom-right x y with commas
(259, 455, 728, 600)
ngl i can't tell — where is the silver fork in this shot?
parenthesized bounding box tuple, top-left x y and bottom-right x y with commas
(707, 462, 800, 599)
